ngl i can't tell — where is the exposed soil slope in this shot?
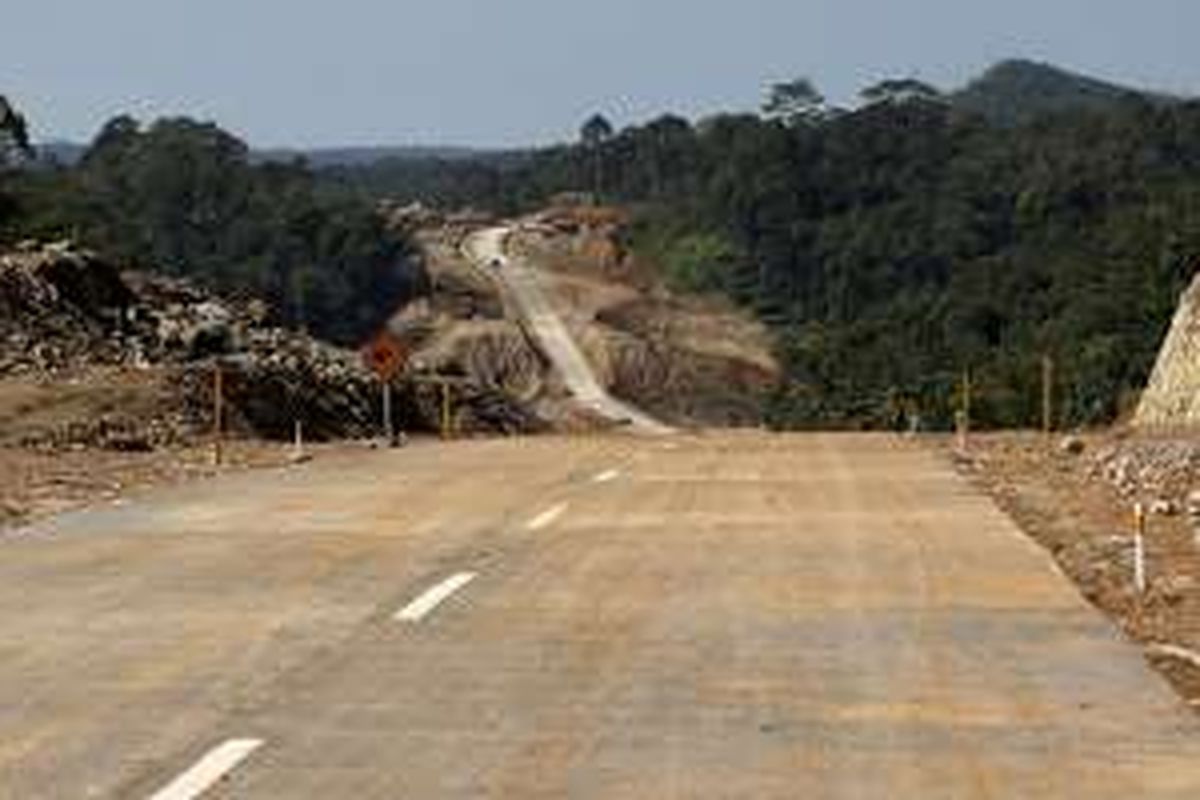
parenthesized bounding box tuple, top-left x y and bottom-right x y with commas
(507, 210, 780, 427)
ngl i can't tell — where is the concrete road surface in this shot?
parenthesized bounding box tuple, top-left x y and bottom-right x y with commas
(463, 227, 671, 435)
(4, 434, 1200, 798)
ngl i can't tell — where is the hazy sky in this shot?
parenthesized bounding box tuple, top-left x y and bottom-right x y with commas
(6, 1, 1198, 148)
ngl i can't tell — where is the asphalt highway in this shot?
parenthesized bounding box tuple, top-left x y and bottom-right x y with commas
(4, 434, 1200, 798)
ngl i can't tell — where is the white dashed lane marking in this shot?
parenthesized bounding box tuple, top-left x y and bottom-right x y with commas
(526, 502, 569, 531)
(147, 738, 264, 800)
(394, 572, 477, 622)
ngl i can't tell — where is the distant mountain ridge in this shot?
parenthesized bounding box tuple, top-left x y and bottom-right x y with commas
(251, 145, 488, 168)
(29, 60, 1193, 169)
(31, 142, 493, 169)
(952, 59, 1185, 125)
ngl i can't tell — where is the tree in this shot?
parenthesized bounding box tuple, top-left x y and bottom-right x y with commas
(580, 113, 614, 197)
(80, 115, 141, 168)
(859, 78, 944, 107)
(762, 78, 826, 126)
(580, 113, 614, 148)
(42, 114, 421, 345)
(0, 95, 34, 239)
(0, 95, 33, 166)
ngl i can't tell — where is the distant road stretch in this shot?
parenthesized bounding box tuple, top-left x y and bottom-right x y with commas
(464, 226, 671, 434)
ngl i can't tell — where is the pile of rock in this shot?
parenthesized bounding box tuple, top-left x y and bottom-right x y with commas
(204, 329, 381, 441)
(1, 240, 550, 444)
(0, 241, 142, 375)
(380, 200, 444, 233)
(0, 241, 385, 442)
(1085, 438, 1200, 513)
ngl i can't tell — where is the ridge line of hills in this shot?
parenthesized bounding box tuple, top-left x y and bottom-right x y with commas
(33, 59, 1194, 169)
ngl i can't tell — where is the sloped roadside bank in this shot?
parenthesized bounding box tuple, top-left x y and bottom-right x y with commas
(950, 432, 1200, 711)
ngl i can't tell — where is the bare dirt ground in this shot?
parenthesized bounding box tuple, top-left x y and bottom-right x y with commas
(0, 441, 303, 529)
(0, 366, 356, 530)
(952, 432, 1200, 709)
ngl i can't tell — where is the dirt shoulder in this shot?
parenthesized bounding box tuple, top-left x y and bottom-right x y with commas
(0, 364, 380, 530)
(951, 432, 1200, 710)
(0, 440, 316, 531)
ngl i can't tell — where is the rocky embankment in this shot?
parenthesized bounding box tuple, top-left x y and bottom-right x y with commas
(1136, 270, 1200, 429)
(1, 241, 382, 447)
(1, 238, 552, 450)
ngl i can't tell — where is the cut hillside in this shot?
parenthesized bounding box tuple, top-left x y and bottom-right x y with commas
(507, 208, 780, 427)
(388, 225, 559, 433)
(1136, 269, 1200, 430)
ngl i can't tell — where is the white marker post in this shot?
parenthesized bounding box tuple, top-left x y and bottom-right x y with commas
(1133, 502, 1147, 596)
(292, 418, 306, 462)
(211, 361, 224, 467)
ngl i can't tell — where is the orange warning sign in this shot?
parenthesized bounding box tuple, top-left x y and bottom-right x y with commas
(362, 330, 409, 381)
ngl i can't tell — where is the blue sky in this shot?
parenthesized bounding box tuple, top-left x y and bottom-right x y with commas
(6, 0, 1197, 148)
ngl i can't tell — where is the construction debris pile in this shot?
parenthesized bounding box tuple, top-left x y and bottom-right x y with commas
(1086, 437, 1200, 516)
(1, 240, 549, 448)
(1, 241, 142, 375)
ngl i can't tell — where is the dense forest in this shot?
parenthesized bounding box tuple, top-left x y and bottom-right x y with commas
(325, 61, 1200, 430)
(1, 109, 420, 346)
(5, 60, 1200, 430)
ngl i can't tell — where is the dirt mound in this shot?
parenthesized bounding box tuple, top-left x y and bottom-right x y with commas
(0, 241, 393, 446)
(2, 236, 556, 447)
(0, 241, 141, 374)
(1085, 436, 1200, 517)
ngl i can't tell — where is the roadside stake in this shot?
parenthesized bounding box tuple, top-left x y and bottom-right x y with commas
(1133, 502, 1147, 596)
(394, 572, 477, 622)
(147, 738, 263, 800)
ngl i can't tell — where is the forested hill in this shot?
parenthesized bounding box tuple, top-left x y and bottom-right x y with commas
(319, 62, 1200, 430)
(5, 60, 1199, 431)
(954, 59, 1182, 125)
(2, 113, 422, 346)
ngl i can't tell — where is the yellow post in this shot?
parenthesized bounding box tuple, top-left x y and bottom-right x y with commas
(212, 362, 224, 466)
(964, 369, 971, 436)
(956, 368, 971, 452)
(1133, 503, 1147, 595)
(441, 382, 452, 440)
(1042, 354, 1054, 436)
